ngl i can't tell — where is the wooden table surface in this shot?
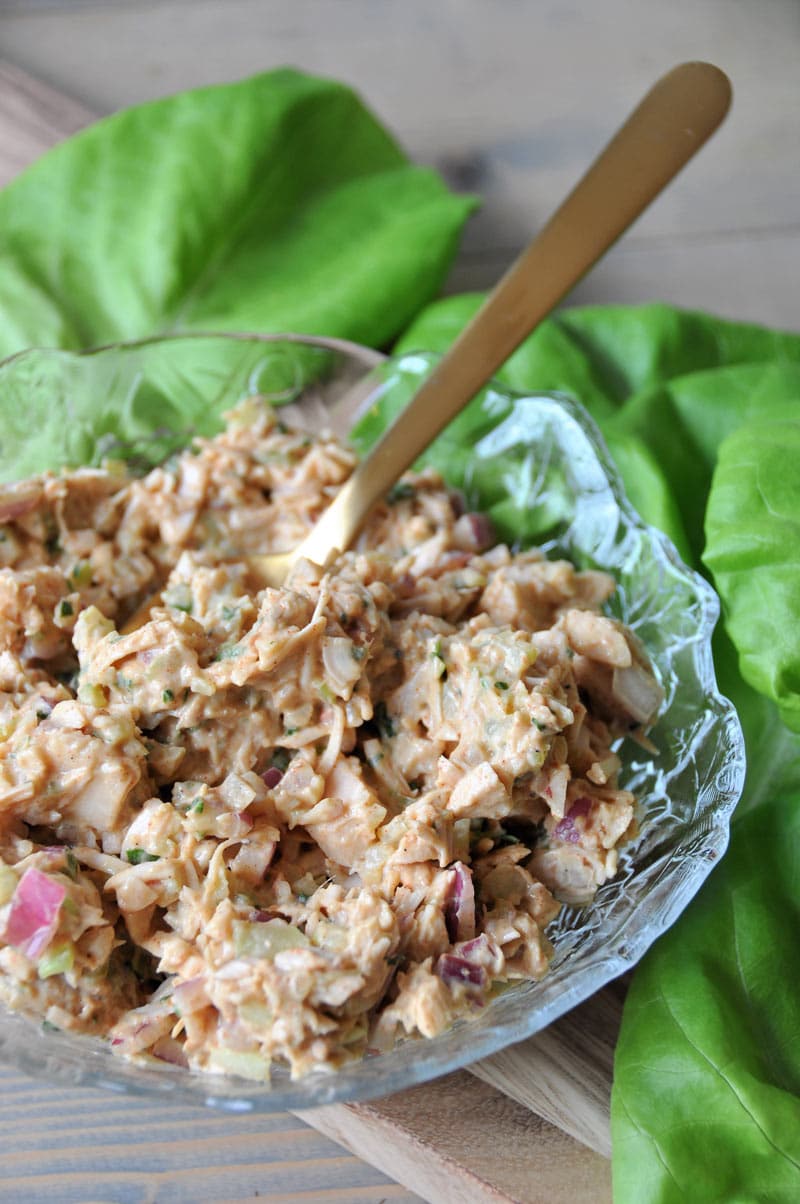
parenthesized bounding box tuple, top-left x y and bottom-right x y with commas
(0, 3, 798, 1202)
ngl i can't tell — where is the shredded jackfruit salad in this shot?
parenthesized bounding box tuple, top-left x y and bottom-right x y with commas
(0, 395, 663, 1082)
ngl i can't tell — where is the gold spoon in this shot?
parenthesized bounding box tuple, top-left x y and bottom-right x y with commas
(250, 61, 730, 587)
(124, 62, 730, 630)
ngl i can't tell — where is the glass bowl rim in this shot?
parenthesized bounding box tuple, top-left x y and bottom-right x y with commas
(0, 333, 745, 1112)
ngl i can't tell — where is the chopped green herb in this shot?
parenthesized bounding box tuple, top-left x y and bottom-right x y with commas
(319, 682, 334, 703)
(269, 748, 291, 773)
(162, 688, 174, 704)
(163, 583, 193, 613)
(495, 680, 509, 690)
(64, 850, 79, 880)
(495, 831, 521, 847)
(131, 946, 157, 980)
(351, 645, 365, 661)
(125, 848, 159, 865)
(432, 637, 447, 679)
(374, 701, 395, 739)
(275, 420, 289, 434)
(70, 561, 92, 587)
(189, 798, 204, 814)
(284, 726, 298, 736)
(387, 481, 415, 503)
(59, 599, 74, 618)
(213, 642, 241, 661)
(35, 708, 49, 721)
(385, 953, 402, 966)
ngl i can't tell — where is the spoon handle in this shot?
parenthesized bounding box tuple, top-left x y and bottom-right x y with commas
(287, 62, 731, 569)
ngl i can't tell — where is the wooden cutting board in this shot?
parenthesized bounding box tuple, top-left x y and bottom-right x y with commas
(0, 59, 616, 1203)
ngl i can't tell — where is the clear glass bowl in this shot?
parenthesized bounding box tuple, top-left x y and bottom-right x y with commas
(0, 333, 745, 1111)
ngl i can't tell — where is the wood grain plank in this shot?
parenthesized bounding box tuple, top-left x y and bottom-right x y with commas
(0, 59, 93, 185)
(469, 991, 621, 1158)
(2, 0, 799, 244)
(303, 1071, 611, 1204)
(446, 229, 800, 331)
(0, 1063, 420, 1204)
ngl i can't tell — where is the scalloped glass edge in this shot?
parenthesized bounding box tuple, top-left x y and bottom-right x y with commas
(0, 338, 745, 1113)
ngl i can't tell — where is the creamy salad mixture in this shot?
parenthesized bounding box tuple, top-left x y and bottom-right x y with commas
(0, 398, 662, 1081)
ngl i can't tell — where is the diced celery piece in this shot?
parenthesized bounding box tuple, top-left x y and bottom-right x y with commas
(38, 942, 74, 980)
(310, 919, 348, 952)
(77, 682, 108, 708)
(207, 1048, 271, 1081)
(0, 864, 17, 906)
(238, 1001, 274, 1029)
(232, 918, 309, 959)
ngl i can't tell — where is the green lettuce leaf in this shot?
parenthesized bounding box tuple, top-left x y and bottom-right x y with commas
(397, 297, 800, 565)
(611, 776, 800, 1204)
(704, 419, 800, 734)
(0, 68, 474, 359)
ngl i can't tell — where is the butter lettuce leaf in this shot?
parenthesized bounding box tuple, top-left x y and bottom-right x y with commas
(397, 298, 800, 563)
(0, 68, 474, 359)
(704, 419, 800, 734)
(611, 775, 800, 1204)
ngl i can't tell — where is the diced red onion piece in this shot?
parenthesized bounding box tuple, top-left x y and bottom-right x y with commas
(151, 1036, 189, 1068)
(437, 954, 486, 989)
(0, 494, 39, 523)
(553, 797, 593, 844)
(262, 767, 283, 789)
(444, 862, 476, 943)
(466, 512, 495, 550)
(553, 815, 579, 843)
(448, 488, 466, 517)
(441, 551, 471, 572)
(3, 868, 66, 959)
(458, 936, 485, 958)
(171, 976, 208, 1016)
(394, 572, 416, 596)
